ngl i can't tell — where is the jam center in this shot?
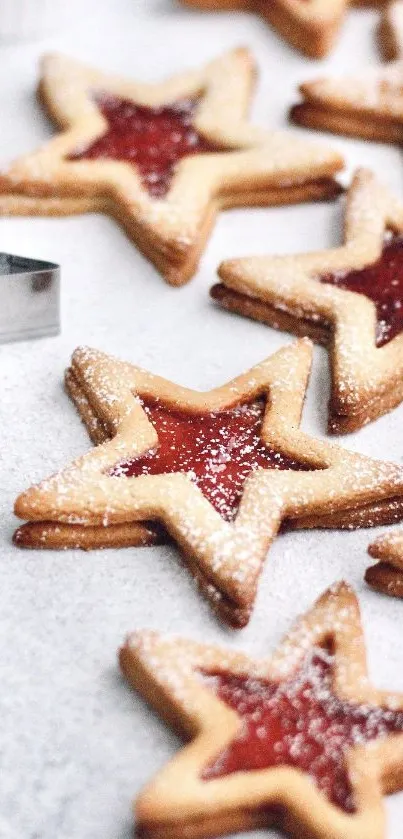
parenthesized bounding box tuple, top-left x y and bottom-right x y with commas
(68, 93, 224, 198)
(201, 650, 403, 812)
(109, 398, 309, 521)
(321, 235, 403, 346)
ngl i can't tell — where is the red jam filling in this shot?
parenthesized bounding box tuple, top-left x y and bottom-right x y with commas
(201, 649, 403, 812)
(68, 93, 223, 198)
(109, 398, 309, 521)
(321, 235, 403, 347)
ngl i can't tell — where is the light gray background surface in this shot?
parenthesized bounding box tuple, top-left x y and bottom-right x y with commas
(1, 1, 403, 837)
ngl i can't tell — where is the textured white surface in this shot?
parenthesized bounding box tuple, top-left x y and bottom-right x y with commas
(1, 1, 403, 837)
(0, 0, 78, 41)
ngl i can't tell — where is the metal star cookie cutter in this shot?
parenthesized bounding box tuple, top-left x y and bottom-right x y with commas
(0, 252, 60, 344)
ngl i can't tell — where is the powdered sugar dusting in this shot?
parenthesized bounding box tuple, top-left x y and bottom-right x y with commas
(13, 342, 403, 622)
(68, 93, 226, 199)
(202, 646, 403, 811)
(110, 396, 310, 521)
(123, 584, 403, 823)
(216, 169, 403, 425)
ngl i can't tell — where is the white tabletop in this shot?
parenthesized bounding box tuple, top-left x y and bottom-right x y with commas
(1, 2, 403, 837)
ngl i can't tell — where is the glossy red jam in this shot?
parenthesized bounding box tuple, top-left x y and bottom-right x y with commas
(110, 398, 309, 521)
(321, 235, 403, 346)
(201, 649, 403, 812)
(68, 93, 223, 198)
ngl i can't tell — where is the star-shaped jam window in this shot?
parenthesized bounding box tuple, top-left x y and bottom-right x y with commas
(0, 50, 343, 285)
(109, 396, 308, 523)
(213, 168, 403, 434)
(68, 95, 224, 200)
(14, 340, 403, 627)
(120, 582, 403, 839)
(202, 649, 401, 813)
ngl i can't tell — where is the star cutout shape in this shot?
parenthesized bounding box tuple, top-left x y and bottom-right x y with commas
(13, 339, 403, 626)
(0, 50, 342, 286)
(291, 0, 403, 143)
(67, 94, 223, 200)
(120, 582, 403, 839)
(213, 167, 403, 433)
(180, 0, 387, 58)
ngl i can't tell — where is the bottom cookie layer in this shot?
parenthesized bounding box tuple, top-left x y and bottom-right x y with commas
(136, 810, 273, 839)
(13, 520, 162, 550)
(365, 562, 403, 598)
(287, 496, 403, 530)
(328, 376, 403, 434)
(210, 282, 329, 345)
(290, 103, 403, 144)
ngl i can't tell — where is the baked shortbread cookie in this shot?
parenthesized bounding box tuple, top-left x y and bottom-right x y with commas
(212, 168, 403, 433)
(366, 529, 403, 596)
(120, 582, 403, 839)
(0, 50, 343, 286)
(13, 340, 403, 626)
(180, 0, 388, 59)
(291, 0, 403, 142)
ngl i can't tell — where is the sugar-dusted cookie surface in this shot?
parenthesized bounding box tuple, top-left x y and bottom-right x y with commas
(0, 49, 343, 286)
(291, 0, 403, 142)
(180, 0, 388, 59)
(13, 340, 403, 626)
(120, 582, 403, 839)
(213, 168, 403, 433)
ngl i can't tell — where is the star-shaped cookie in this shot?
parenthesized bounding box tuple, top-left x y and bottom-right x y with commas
(180, 0, 387, 59)
(366, 528, 403, 597)
(291, 0, 403, 142)
(213, 168, 403, 433)
(13, 339, 403, 626)
(120, 581, 403, 839)
(0, 49, 343, 286)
